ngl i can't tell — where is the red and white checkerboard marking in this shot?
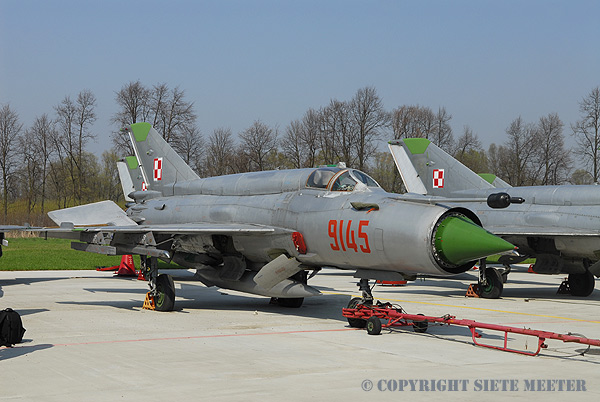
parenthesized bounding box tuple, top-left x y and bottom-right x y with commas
(433, 169, 444, 188)
(153, 158, 163, 181)
(141, 181, 147, 191)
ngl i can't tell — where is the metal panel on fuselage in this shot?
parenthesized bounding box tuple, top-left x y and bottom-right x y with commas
(447, 187, 600, 259)
(136, 187, 451, 276)
(287, 191, 443, 272)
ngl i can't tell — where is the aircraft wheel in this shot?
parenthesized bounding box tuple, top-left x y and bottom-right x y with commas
(366, 316, 382, 335)
(155, 274, 175, 312)
(480, 268, 503, 299)
(568, 271, 595, 297)
(347, 297, 367, 328)
(277, 297, 304, 308)
(412, 313, 428, 333)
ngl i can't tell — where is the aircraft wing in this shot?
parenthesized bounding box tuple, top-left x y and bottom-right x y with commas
(33, 221, 286, 260)
(39, 222, 280, 235)
(485, 225, 600, 237)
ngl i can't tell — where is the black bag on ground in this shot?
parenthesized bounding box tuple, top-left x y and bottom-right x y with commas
(0, 308, 26, 347)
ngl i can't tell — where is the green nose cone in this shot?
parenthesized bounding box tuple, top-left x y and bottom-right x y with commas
(434, 216, 514, 266)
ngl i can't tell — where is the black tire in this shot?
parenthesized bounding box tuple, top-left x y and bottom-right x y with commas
(155, 274, 175, 311)
(366, 316, 382, 335)
(277, 297, 304, 308)
(412, 313, 428, 333)
(480, 268, 503, 299)
(347, 297, 367, 328)
(569, 271, 595, 297)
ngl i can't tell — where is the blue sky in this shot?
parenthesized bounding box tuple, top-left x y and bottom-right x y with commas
(1, 0, 599, 155)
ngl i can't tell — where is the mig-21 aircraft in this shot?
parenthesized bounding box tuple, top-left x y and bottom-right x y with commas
(389, 138, 600, 298)
(1, 124, 518, 311)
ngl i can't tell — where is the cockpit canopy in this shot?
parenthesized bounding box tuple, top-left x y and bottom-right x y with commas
(306, 167, 380, 191)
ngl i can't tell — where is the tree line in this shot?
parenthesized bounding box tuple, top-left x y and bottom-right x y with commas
(1, 82, 599, 225)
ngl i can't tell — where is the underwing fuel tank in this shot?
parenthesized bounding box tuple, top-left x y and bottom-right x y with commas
(194, 269, 321, 298)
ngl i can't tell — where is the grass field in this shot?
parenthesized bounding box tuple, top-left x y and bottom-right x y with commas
(0, 238, 180, 271)
(0, 238, 534, 271)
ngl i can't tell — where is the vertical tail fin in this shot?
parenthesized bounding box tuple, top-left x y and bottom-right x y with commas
(117, 161, 135, 201)
(117, 155, 147, 201)
(388, 138, 495, 196)
(124, 123, 200, 195)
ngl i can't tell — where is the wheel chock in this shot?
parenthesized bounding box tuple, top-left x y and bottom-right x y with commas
(465, 284, 480, 297)
(116, 255, 137, 276)
(137, 270, 146, 281)
(142, 292, 155, 310)
(556, 280, 570, 294)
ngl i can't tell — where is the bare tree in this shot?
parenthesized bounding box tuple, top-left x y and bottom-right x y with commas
(533, 113, 571, 185)
(281, 108, 323, 169)
(301, 108, 322, 167)
(572, 86, 600, 182)
(173, 125, 205, 176)
(281, 119, 304, 169)
(391, 105, 439, 143)
(75, 90, 97, 201)
(112, 80, 151, 126)
(453, 126, 487, 172)
(206, 128, 235, 176)
(28, 114, 55, 219)
(350, 87, 390, 170)
(501, 116, 538, 186)
(454, 126, 481, 157)
(239, 120, 278, 171)
(111, 82, 197, 156)
(320, 99, 357, 166)
(54, 90, 97, 204)
(18, 132, 39, 221)
(150, 84, 196, 144)
(0, 104, 22, 222)
(111, 80, 152, 155)
(433, 107, 454, 150)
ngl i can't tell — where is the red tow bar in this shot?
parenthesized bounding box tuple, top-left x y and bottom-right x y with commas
(342, 302, 600, 357)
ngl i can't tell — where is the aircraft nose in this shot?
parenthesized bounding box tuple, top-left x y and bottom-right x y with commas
(433, 215, 514, 266)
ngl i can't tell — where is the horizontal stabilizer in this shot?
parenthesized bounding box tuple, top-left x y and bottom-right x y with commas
(48, 201, 137, 227)
(254, 254, 303, 290)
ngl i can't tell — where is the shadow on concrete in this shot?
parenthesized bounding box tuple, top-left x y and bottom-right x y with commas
(0, 343, 53, 361)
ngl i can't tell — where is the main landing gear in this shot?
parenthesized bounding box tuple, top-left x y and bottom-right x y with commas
(563, 271, 595, 297)
(270, 270, 308, 308)
(141, 256, 175, 311)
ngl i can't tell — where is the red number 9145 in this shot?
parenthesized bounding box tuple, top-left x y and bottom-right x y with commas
(328, 219, 370, 253)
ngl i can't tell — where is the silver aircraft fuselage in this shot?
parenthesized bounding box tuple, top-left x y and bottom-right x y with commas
(132, 168, 463, 276)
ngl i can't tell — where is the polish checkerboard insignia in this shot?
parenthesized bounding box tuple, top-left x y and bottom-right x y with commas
(433, 169, 444, 188)
(153, 158, 163, 181)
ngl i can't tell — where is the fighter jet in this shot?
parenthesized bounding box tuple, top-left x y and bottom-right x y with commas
(389, 138, 600, 298)
(0, 124, 516, 311)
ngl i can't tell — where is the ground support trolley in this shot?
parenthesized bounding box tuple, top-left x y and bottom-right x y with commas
(342, 301, 600, 357)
